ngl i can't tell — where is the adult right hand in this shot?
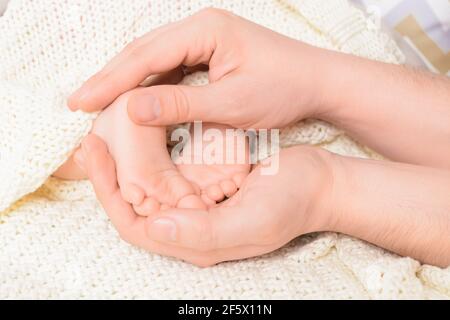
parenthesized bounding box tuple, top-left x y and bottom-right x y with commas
(68, 8, 335, 129)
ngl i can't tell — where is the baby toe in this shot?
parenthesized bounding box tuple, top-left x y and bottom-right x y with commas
(206, 184, 225, 202)
(201, 193, 217, 207)
(165, 175, 199, 206)
(121, 183, 145, 205)
(232, 173, 248, 189)
(177, 194, 207, 210)
(220, 179, 238, 198)
(133, 197, 160, 217)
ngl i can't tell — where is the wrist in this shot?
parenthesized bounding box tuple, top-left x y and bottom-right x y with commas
(319, 152, 352, 234)
(320, 153, 450, 267)
(308, 48, 366, 125)
(295, 45, 347, 121)
(287, 42, 344, 121)
(316, 152, 375, 237)
(298, 148, 359, 236)
(288, 146, 342, 234)
(311, 149, 344, 233)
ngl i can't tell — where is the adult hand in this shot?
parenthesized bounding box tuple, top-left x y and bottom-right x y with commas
(78, 133, 450, 267)
(68, 8, 334, 129)
(78, 134, 334, 266)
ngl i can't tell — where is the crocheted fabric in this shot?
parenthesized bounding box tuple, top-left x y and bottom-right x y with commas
(0, 0, 448, 299)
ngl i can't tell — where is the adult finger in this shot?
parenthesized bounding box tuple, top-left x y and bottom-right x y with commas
(68, 9, 226, 112)
(81, 134, 149, 244)
(126, 79, 240, 126)
(145, 196, 266, 252)
(80, 134, 222, 263)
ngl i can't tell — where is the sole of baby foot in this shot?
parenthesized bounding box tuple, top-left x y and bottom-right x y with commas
(176, 122, 251, 207)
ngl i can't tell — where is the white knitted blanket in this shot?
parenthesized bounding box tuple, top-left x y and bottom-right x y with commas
(0, 0, 448, 299)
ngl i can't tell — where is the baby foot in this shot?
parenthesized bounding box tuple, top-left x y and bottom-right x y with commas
(176, 123, 251, 206)
(91, 89, 205, 215)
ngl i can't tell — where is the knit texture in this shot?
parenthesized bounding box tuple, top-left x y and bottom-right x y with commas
(0, 0, 448, 299)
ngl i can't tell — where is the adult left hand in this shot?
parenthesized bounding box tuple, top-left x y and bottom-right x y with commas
(77, 134, 334, 266)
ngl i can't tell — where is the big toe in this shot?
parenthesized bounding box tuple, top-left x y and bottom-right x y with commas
(164, 175, 202, 206)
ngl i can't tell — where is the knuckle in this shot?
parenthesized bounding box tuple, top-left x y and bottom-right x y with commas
(170, 86, 191, 122)
(96, 73, 121, 97)
(87, 71, 105, 85)
(127, 47, 142, 62)
(197, 7, 224, 17)
(219, 90, 246, 125)
(123, 36, 145, 53)
(122, 42, 138, 56)
(125, 41, 149, 66)
(195, 7, 233, 23)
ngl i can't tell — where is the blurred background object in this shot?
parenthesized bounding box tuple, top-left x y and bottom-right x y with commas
(351, 0, 449, 76)
(0, 0, 8, 16)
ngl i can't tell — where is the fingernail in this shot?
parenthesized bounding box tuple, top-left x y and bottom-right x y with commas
(132, 95, 161, 122)
(67, 99, 79, 111)
(148, 218, 177, 242)
(68, 87, 90, 111)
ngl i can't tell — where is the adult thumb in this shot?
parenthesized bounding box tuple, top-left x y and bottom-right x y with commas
(127, 83, 231, 126)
